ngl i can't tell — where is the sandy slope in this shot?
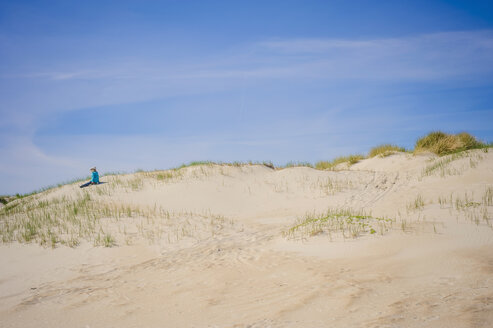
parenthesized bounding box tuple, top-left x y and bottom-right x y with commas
(1, 150, 493, 327)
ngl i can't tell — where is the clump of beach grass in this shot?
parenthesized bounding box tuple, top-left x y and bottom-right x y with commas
(368, 144, 406, 158)
(94, 232, 116, 247)
(283, 208, 393, 240)
(315, 154, 365, 170)
(414, 131, 486, 156)
(282, 162, 314, 168)
(406, 194, 425, 212)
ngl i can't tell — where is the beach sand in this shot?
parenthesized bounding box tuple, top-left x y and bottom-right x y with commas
(1, 150, 493, 327)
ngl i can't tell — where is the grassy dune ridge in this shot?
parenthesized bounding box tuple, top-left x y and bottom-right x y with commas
(1, 131, 492, 248)
(2, 131, 490, 200)
(315, 131, 490, 171)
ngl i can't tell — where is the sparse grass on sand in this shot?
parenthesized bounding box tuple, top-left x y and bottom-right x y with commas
(421, 150, 485, 178)
(406, 194, 425, 212)
(315, 154, 365, 170)
(281, 162, 314, 168)
(435, 188, 493, 227)
(414, 131, 488, 156)
(0, 188, 230, 248)
(368, 144, 406, 158)
(8, 176, 91, 200)
(177, 161, 217, 169)
(177, 161, 275, 170)
(283, 208, 394, 240)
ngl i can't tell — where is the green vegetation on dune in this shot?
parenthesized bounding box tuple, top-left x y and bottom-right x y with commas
(368, 144, 406, 158)
(313, 131, 490, 171)
(176, 161, 216, 169)
(0, 186, 232, 248)
(315, 154, 365, 170)
(282, 161, 314, 168)
(283, 208, 394, 240)
(0, 192, 98, 247)
(414, 131, 488, 156)
(176, 161, 275, 170)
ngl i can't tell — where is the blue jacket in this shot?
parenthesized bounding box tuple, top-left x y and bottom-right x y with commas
(91, 171, 99, 184)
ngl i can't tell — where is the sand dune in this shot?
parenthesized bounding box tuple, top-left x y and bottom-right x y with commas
(1, 150, 493, 327)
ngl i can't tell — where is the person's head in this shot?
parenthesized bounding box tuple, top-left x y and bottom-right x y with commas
(90, 166, 97, 172)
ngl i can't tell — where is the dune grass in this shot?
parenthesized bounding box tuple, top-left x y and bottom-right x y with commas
(414, 131, 487, 156)
(3, 131, 489, 200)
(435, 188, 493, 227)
(406, 194, 425, 212)
(315, 154, 365, 170)
(176, 160, 275, 170)
(176, 161, 216, 169)
(421, 150, 485, 178)
(0, 189, 231, 248)
(484, 187, 493, 207)
(283, 208, 393, 240)
(2, 176, 93, 202)
(368, 144, 406, 157)
(312, 131, 489, 170)
(281, 161, 314, 168)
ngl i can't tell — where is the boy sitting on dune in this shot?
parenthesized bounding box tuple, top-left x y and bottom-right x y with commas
(80, 167, 100, 188)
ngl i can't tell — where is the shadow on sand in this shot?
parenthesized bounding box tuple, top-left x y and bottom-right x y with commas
(79, 181, 107, 188)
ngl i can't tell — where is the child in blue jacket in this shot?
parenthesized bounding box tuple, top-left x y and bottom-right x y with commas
(80, 167, 100, 188)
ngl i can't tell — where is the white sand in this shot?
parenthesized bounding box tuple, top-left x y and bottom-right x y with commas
(1, 150, 493, 327)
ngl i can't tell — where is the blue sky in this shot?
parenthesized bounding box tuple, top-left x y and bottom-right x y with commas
(1, 0, 493, 194)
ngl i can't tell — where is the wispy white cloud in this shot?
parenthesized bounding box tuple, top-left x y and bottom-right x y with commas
(258, 30, 493, 54)
(1, 30, 493, 193)
(153, 30, 493, 81)
(252, 30, 493, 79)
(257, 39, 385, 52)
(7, 30, 492, 84)
(2, 30, 492, 130)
